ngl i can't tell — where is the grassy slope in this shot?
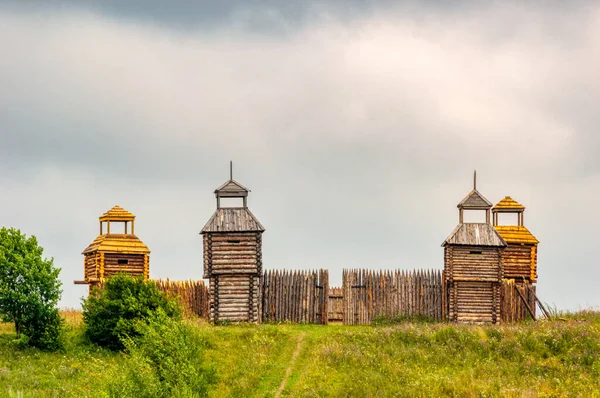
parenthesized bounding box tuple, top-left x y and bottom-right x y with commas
(1, 311, 600, 397)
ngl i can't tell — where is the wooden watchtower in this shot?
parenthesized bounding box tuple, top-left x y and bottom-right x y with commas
(201, 163, 265, 324)
(75, 205, 150, 289)
(442, 172, 507, 324)
(492, 197, 540, 321)
(492, 197, 539, 283)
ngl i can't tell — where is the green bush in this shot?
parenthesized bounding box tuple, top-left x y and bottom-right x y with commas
(0, 227, 64, 351)
(17, 306, 64, 351)
(104, 312, 217, 397)
(82, 274, 181, 350)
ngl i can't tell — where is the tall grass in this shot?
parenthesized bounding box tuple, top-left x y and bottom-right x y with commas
(290, 313, 600, 397)
(60, 308, 83, 326)
(0, 309, 599, 397)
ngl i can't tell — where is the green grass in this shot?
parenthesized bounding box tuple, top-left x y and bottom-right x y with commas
(1, 311, 600, 397)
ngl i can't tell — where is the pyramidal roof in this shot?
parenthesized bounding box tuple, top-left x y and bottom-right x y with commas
(494, 225, 539, 244)
(82, 234, 150, 255)
(201, 207, 265, 233)
(99, 205, 136, 222)
(493, 196, 525, 212)
(442, 223, 506, 247)
(457, 189, 493, 209)
(215, 179, 250, 194)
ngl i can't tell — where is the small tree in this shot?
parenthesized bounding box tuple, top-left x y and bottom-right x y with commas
(82, 274, 182, 350)
(0, 227, 64, 350)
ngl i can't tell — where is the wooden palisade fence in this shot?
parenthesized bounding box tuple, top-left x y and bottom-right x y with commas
(96, 273, 543, 325)
(261, 269, 329, 324)
(500, 279, 537, 323)
(155, 279, 210, 319)
(343, 269, 443, 325)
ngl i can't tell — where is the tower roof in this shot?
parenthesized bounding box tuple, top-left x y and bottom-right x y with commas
(492, 196, 526, 212)
(457, 190, 493, 209)
(201, 208, 265, 233)
(99, 205, 136, 222)
(82, 234, 150, 255)
(494, 226, 539, 244)
(215, 179, 250, 198)
(442, 223, 507, 247)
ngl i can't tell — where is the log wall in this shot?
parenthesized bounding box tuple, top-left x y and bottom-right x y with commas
(448, 281, 499, 323)
(103, 253, 146, 278)
(210, 274, 260, 323)
(203, 232, 261, 277)
(261, 269, 329, 324)
(444, 245, 503, 324)
(84, 253, 98, 280)
(154, 279, 210, 319)
(328, 287, 344, 322)
(342, 269, 443, 325)
(503, 244, 536, 281)
(446, 246, 503, 281)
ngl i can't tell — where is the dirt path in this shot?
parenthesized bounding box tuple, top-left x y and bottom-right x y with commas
(274, 332, 306, 398)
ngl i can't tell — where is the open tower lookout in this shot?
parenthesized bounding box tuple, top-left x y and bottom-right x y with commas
(75, 205, 150, 288)
(201, 162, 265, 324)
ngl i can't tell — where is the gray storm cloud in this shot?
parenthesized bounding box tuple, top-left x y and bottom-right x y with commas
(0, 2, 599, 310)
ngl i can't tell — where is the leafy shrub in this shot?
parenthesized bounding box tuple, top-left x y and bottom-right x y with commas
(0, 227, 64, 351)
(104, 312, 216, 397)
(17, 306, 64, 351)
(82, 274, 181, 350)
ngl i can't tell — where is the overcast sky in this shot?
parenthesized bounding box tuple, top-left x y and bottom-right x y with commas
(1, 1, 599, 311)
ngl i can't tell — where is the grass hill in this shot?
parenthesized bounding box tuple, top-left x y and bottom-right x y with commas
(1, 310, 599, 397)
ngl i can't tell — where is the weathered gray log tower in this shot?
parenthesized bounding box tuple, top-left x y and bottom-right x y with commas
(442, 172, 507, 324)
(201, 163, 265, 323)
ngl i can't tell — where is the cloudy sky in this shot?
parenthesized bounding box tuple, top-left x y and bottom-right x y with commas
(1, 1, 599, 310)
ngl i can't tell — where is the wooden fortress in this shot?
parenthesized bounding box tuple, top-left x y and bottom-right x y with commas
(201, 166, 265, 324)
(75, 205, 150, 288)
(71, 167, 543, 325)
(443, 173, 507, 324)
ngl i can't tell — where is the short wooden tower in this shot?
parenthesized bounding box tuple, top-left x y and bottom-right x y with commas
(201, 165, 265, 324)
(442, 172, 507, 324)
(493, 197, 540, 321)
(75, 205, 150, 289)
(492, 197, 539, 282)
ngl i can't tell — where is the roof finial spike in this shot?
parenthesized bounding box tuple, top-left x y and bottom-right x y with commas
(474, 170, 477, 190)
(230, 161, 233, 181)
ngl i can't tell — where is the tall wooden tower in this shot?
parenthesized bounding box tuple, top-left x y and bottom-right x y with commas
(75, 205, 150, 289)
(201, 163, 265, 324)
(442, 172, 507, 324)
